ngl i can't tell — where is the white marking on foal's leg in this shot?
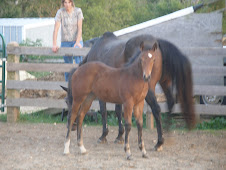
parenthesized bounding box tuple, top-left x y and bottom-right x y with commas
(64, 139, 70, 155)
(79, 145, 87, 154)
(139, 141, 148, 158)
(124, 143, 132, 160)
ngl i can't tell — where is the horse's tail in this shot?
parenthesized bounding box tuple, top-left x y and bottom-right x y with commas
(158, 39, 196, 129)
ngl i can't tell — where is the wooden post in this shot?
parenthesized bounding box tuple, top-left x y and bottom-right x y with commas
(146, 107, 154, 130)
(7, 42, 20, 122)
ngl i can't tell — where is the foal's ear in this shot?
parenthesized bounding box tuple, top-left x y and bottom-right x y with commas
(152, 42, 158, 51)
(140, 41, 144, 51)
(60, 85, 68, 92)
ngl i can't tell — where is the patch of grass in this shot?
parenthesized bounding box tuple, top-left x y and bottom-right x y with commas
(1, 110, 225, 131)
(196, 116, 226, 130)
(0, 114, 7, 122)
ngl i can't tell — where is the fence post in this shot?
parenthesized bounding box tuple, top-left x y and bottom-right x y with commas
(7, 42, 20, 122)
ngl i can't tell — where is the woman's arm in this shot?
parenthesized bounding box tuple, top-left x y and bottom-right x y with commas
(74, 19, 83, 48)
(52, 21, 61, 52)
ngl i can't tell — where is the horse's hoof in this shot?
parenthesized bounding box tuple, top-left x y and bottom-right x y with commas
(127, 155, 133, 160)
(142, 153, 148, 158)
(154, 145, 163, 152)
(114, 138, 124, 144)
(97, 138, 108, 144)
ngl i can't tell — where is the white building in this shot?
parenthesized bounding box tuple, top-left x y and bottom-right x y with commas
(0, 18, 61, 47)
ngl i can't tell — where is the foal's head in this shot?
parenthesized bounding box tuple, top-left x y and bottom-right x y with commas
(140, 41, 157, 81)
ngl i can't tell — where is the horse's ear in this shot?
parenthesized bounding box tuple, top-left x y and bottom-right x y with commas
(140, 41, 144, 51)
(60, 85, 68, 92)
(152, 42, 158, 51)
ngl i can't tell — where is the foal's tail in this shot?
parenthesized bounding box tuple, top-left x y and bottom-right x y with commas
(158, 39, 196, 129)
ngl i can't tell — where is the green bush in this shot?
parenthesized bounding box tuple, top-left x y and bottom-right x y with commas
(196, 117, 226, 130)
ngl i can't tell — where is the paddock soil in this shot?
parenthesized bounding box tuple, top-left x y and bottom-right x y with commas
(0, 123, 225, 170)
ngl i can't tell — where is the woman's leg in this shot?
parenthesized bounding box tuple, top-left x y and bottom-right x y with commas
(74, 41, 83, 64)
(61, 42, 74, 81)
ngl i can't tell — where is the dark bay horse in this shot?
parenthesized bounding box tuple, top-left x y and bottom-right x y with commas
(64, 42, 157, 159)
(62, 32, 196, 151)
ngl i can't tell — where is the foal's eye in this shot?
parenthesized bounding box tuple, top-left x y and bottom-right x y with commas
(148, 53, 152, 58)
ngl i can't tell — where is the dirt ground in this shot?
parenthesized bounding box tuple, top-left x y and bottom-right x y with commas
(0, 123, 225, 170)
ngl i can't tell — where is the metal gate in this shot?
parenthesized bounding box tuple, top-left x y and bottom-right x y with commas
(0, 34, 6, 112)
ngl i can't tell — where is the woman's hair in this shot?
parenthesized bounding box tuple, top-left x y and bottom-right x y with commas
(61, 0, 75, 7)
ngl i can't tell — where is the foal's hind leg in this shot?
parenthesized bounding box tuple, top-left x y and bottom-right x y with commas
(114, 104, 124, 144)
(145, 90, 164, 151)
(98, 100, 109, 144)
(77, 94, 96, 154)
(134, 101, 147, 158)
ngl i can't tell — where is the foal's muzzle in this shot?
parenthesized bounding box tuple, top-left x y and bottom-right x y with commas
(143, 73, 151, 82)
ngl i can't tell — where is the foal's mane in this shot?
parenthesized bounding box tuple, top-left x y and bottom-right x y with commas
(124, 41, 155, 67)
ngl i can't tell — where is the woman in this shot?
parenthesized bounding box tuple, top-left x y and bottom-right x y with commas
(52, 0, 84, 81)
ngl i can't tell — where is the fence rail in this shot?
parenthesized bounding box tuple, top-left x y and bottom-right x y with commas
(5, 42, 226, 125)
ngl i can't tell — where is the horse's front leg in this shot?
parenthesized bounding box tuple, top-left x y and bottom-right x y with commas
(98, 100, 108, 144)
(123, 103, 133, 160)
(134, 100, 147, 158)
(145, 89, 164, 151)
(114, 104, 124, 144)
(77, 94, 96, 154)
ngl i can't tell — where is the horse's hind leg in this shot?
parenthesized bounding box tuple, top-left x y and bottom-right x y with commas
(160, 80, 174, 131)
(77, 94, 96, 154)
(114, 104, 124, 144)
(98, 100, 109, 144)
(145, 90, 164, 151)
(134, 101, 147, 158)
(64, 99, 83, 155)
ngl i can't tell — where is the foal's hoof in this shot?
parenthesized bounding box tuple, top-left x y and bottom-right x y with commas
(63, 151, 70, 155)
(114, 137, 124, 144)
(127, 155, 133, 160)
(80, 150, 88, 155)
(142, 153, 148, 158)
(97, 137, 108, 144)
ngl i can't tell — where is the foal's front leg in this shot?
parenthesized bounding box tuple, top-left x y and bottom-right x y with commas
(64, 100, 81, 154)
(123, 104, 133, 160)
(134, 101, 147, 158)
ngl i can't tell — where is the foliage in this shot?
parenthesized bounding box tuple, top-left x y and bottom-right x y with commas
(19, 38, 43, 47)
(0, 0, 199, 41)
(196, 117, 226, 130)
(19, 38, 51, 78)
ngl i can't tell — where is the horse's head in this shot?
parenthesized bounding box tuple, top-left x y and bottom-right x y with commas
(140, 41, 157, 82)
